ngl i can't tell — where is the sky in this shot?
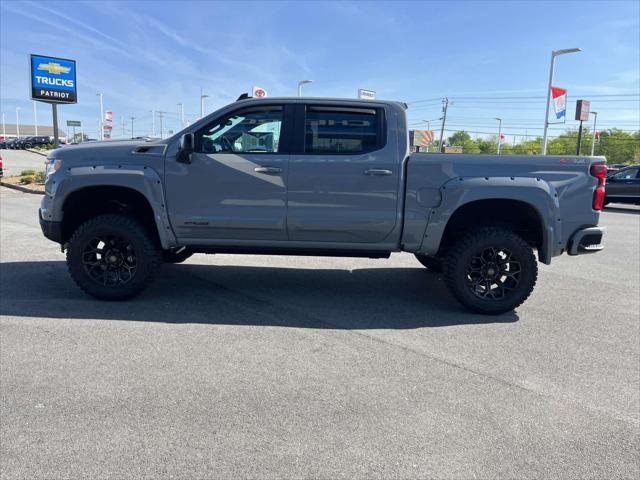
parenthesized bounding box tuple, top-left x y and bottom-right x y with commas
(1, 0, 638, 141)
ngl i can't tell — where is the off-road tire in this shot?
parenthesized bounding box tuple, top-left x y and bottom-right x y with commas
(414, 254, 444, 272)
(67, 214, 162, 300)
(162, 249, 193, 263)
(444, 227, 537, 315)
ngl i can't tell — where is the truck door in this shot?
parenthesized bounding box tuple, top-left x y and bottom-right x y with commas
(165, 104, 292, 241)
(287, 104, 400, 243)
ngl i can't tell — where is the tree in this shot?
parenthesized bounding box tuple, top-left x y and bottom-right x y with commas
(72, 132, 89, 143)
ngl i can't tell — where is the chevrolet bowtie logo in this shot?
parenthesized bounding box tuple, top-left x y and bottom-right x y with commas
(37, 62, 71, 75)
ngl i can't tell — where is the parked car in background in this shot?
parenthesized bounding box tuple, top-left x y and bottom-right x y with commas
(23, 136, 54, 149)
(0, 154, 4, 177)
(14, 136, 34, 149)
(5, 138, 23, 149)
(606, 163, 628, 175)
(605, 165, 640, 205)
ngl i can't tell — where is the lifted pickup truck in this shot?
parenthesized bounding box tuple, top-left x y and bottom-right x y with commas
(40, 97, 606, 314)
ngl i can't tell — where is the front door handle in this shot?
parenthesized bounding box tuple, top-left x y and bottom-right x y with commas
(364, 169, 393, 176)
(254, 166, 282, 175)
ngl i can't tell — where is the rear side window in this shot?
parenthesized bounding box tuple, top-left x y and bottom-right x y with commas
(304, 106, 381, 154)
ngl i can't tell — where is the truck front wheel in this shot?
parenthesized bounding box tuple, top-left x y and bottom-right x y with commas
(66, 214, 162, 300)
(444, 227, 537, 315)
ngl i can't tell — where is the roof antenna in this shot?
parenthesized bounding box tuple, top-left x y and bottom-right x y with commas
(236, 93, 250, 101)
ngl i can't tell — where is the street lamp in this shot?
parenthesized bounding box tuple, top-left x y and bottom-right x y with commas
(33, 101, 38, 135)
(590, 111, 598, 156)
(298, 80, 313, 97)
(15, 107, 20, 137)
(542, 47, 581, 154)
(200, 93, 209, 118)
(96, 93, 104, 140)
(495, 117, 502, 155)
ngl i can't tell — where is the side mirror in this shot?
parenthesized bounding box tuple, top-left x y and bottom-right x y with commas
(177, 133, 194, 164)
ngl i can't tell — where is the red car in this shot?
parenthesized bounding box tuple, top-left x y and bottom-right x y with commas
(0, 154, 4, 177)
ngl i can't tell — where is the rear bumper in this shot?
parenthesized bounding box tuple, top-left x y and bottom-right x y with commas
(39, 209, 63, 243)
(567, 226, 605, 255)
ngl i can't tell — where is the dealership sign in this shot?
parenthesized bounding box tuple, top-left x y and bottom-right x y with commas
(252, 86, 267, 98)
(575, 99, 590, 121)
(30, 54, 77, 104)
(358, 88, 376, 100)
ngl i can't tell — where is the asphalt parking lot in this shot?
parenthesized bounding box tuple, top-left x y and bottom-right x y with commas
(1, 186, 638, 479)
(0, 148, 47, 176)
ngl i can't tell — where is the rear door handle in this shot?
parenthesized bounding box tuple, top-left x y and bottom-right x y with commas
(254, 166, 282, 175)
(364, 169, 393, 176)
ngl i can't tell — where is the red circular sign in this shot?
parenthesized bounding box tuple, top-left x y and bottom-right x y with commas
(254, 88, 266, 98)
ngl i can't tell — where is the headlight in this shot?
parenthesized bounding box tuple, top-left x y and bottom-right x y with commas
(45, 159, 62, 178)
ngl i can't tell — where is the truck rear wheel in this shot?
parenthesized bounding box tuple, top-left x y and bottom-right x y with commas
(66, 214, 162, 300)
(444, 227, 537, 315)
(414, 254, 443, 272)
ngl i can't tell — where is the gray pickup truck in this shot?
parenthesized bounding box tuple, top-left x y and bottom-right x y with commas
(39, 97, 606, 314)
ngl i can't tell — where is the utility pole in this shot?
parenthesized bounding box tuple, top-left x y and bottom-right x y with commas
(130, 117, 135, 138)
(590, 111, 598, 156)
(495, 117, 502, 154)
(33, 101, 38, 135)
(157, 111, 165, 138)
(97, 93, 104, 140)
(438, 98, 449, 153)
(15, 107, 20, 137)
(2, 113, 5, 138)
(121, 116, 125, 138)
(150, 110, 156, 137)
(200, 89, 209, 118)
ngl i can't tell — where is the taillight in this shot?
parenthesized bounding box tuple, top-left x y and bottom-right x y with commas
(590, 164, 607, 210)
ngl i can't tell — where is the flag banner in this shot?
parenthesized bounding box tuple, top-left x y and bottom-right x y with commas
(104, 110, 113, 122)
(551, 87, 567, 119)
(499, 133, 506, 145)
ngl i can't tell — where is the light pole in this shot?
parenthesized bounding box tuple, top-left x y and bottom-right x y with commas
(130, 117, 135, 138)
(2, 112, 5, 138)
(97, 93, 104, 140)
(297, 80, 313, 97)
(495, 117, 502, 154)
(33, 101, 38, 135)
(590, 111, 598, 156)
(542, 48, 581, 154)
(200, 94, 209, 118)
(15, 107, 20, 137)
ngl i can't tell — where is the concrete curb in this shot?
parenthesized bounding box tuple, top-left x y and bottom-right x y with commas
(1, 182, 45, 195)
(26, 149, 49, 157)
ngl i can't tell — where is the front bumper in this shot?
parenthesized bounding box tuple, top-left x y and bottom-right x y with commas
(39, 209, 63, 243)
(567, 226, 605, 255)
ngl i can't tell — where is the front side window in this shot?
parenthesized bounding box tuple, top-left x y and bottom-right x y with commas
(305, 107, 379, 154)
(613, 168, 639, 180)
(198, 106, 283, 154)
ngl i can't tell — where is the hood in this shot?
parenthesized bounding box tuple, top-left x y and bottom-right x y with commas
(47, 138, 167, 164)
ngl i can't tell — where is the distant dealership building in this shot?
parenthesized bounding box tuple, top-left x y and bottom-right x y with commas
(0, 124, 67, 140)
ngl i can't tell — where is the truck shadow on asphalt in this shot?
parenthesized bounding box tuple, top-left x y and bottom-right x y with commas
(0, 261, 519, 329)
